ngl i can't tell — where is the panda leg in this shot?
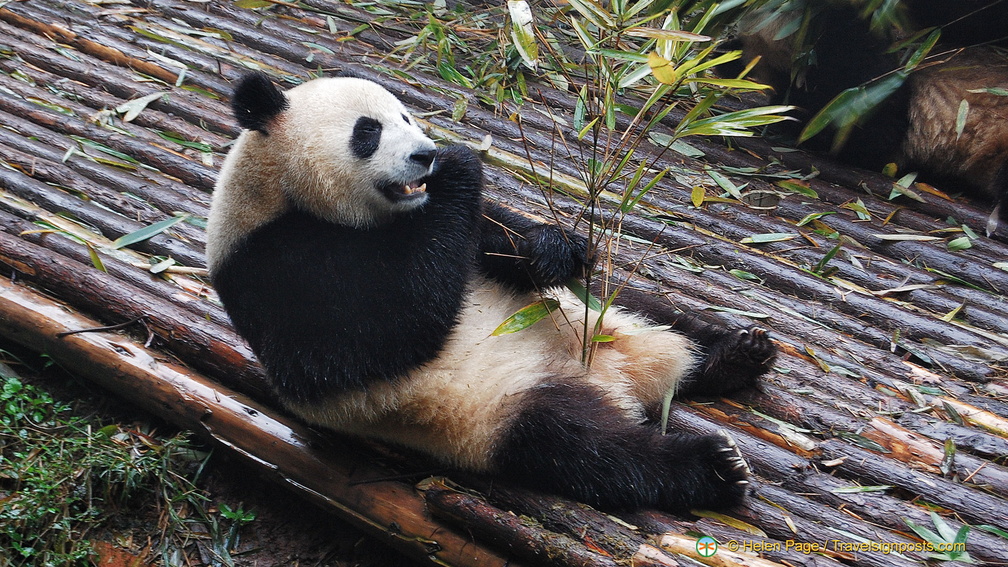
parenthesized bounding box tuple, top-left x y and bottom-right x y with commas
(493, 380, 749, 512)
(584, 306, 698, 406)
(613, 288, 777, 396)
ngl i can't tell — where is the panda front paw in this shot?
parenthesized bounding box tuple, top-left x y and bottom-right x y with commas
(521, 225, 591, 288)
(679, 327, 777, 397)
(427, 145, 483, 193)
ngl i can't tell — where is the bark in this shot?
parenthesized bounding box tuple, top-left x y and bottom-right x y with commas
(421, 479, 623, 567)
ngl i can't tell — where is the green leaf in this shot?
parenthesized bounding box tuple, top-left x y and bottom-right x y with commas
(565, 279, 602, 312)
(796, 211, 835, 226)
(508, 0, 538, 70)
(873, 233, 942, 242)
(813, 243, 842, 274)
(799, 72, 907, 148)
(492, 298, 560, 336)
(955, 99, 969, 141)
(947, 236, 972, 251)
(86, 242, 107, 273)
(976, 524, 1008, 539)
(775, 179, 818, 198)
(591, 334, 615, 343)
(111, 214, 189, 250)
(235, 0, 274, 9)
(729, 269, 761, 282)
(740, 233, 797, 244)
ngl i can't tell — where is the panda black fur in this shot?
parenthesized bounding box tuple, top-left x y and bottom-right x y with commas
(207, 72, 777, 512)
(730, 1, 1008, 234)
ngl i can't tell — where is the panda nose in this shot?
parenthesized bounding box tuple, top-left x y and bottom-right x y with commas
(410, 149, 437, 168)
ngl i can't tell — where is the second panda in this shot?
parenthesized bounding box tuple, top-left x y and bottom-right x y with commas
(206, 72, 777, 512)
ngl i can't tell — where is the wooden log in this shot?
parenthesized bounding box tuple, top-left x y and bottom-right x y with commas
(0, 116, 212, 222)
(662, 408, 1008, 563)
(0, 74, 217, 191)
(0, 18, 237, 137)
(624, 510, 846, 567)
(474, 483, 679, 565)
(0, 229, 266, 398)
(0, 277, 520, 567)
(818, 439, 1008, 530)
(420, 478, 624, 567)
(0, 7, 180, 84)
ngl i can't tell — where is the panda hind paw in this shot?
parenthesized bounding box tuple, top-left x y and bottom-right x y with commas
(683, 326, 777, 397)
(665, 430, 750, 511)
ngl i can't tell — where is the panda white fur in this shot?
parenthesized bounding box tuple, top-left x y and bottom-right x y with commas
(207, 72, 777, 512)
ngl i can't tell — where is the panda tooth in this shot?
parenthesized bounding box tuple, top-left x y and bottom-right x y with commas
(416, 183, 427, 193)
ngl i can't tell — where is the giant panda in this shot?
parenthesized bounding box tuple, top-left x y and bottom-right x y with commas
(206, 72, 777, 512)
(729, 0, 1008, 234)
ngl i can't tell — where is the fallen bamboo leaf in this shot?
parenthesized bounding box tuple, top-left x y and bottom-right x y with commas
(691, 185, 705, 207)
(115, 92, 167, 122)
(111, 214, 190, 250)
(947, 236, 972, 251)
(508, 1, 538, 70)
(871, 283, 940, 296)
(873, 233, 942, 242)
(740, 232, 796, 244)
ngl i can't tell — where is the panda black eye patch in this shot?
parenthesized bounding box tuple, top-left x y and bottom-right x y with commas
(351, 116, 382, 159)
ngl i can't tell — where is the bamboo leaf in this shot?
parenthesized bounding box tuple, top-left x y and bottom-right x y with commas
(690, 185, 705, 207)
(873, 233, 942, 242)
(565, 280, 602, 312)
(86, 242, 107, 273)
(508, 0, 539, 70)
(955, 99, 969, 141)
(115, 92, 167, 122)
(799, 72, 906, 145)
(235, 0, 274, 8)
(947, 236, 972, 251)
(647, 52, 678, 85)
(796, 211, 835, 226)
(491, 298, 560, 336)
(690, 510, 767, 537)
(625, 28, 710, 42)
(740, 232, 796, 244)
(813, 243, 841, 274)
(111, 215, 190, 250)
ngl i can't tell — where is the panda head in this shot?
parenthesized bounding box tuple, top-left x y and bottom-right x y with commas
(230, 72, 437, 227)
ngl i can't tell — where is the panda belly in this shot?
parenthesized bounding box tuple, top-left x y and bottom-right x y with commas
(284, 276, 698, 472)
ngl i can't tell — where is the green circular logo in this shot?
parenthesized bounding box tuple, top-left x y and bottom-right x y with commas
(696, 536, 718, 557)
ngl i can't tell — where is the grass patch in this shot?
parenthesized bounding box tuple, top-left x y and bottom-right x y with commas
(0, 359, 255, 566)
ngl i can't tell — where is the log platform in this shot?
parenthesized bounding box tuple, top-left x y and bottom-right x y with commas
(0, 1, 1005, 565)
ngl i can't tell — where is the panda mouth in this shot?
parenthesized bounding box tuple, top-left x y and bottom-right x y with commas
(380, 180, 428, 203)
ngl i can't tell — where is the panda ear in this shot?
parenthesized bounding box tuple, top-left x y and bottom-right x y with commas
(231, 72, 289, 135)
